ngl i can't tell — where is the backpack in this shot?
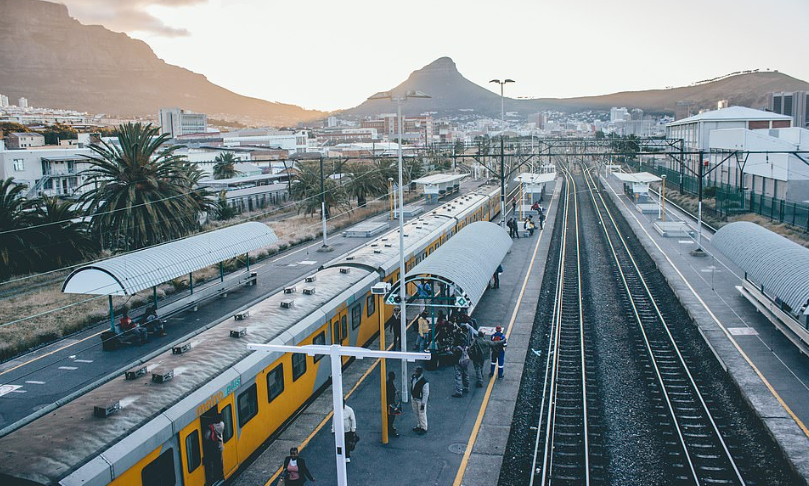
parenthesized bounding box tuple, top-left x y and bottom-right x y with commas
(468, 341, 484, 363)
(208, 423, 219, 443)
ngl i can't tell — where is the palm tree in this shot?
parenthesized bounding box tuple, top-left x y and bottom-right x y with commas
(29, 196, 95, 270)
(213, 152, 240, 180)
(215, 191, 237, 220)
(345, 161, 385, 207)
(79, 122, 200, 251)
(0, 178, 35, 279)
(290, 161, 346, 218)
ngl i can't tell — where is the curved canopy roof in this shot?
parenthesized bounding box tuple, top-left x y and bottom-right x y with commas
(405, 221, 512, 309)
(62, 222, 278, 296)
(713, 221, 809, 312)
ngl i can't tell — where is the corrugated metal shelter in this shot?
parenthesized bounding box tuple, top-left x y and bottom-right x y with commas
(402, 221, 512, 310)
(713, 221, 809, 313)
(62, 222, 277, 296)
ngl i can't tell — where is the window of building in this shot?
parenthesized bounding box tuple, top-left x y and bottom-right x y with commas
(748, 121, 769, 130)
(221, 404, 234, 443)
(366, 295, 375, 317)
(12, 159, 24, 171)
(237, 384, 258, 427)
(351, 304, 362, 330)
(292, 353, 307, 381)
(784, 95, 793, 117)
(142, 449, 176, 486)
(266, 364, 284, 403)
(313, 332, 326, 362)
(184, 431, 201, 473)
(773, 96, 782, 113)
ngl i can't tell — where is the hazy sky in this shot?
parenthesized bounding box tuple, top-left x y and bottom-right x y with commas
(57, 0, 809, 112)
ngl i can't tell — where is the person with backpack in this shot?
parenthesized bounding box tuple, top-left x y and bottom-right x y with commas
(415, 311, 430, 352)
(469, 330, 494, 387)
(490, 326, 508, 379)
(451, 325, 471, 397)
(204, 412, 225, 482)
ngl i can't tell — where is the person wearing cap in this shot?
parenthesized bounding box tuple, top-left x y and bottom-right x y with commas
(410, 366, 429, 434)
(490, 326, 508, 379)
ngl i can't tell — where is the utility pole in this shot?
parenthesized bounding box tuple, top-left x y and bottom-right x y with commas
(320, 154, 329, 250)
(696, 150, 705, 252)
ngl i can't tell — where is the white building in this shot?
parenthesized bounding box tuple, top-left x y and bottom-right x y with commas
(0, 144, 94, 198)
(4, 132, 45, 149)
(610, 107, 630, 122)
(17, 97, 28, 109)
(222, 129, 309, 155)
(709, 127, 809, 203)
(0, 94, 8, 107)
(665, 106, 792, 176)
(158, 107, 208, 138)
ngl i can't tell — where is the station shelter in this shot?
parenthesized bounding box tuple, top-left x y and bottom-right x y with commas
(612, 171, 661, 204)
(714, 221, 809, 351)
(513, 171, 556, 218)
(413, 173, 467, 204)
(62, 222, 278, 332)
(384, 221, 512, 361)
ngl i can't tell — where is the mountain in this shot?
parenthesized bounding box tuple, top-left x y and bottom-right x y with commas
(345, 57, 809, 118)
(0, 0, 324, 126)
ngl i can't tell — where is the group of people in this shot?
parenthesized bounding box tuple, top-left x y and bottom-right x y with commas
(507, 198, 546, 239)
(118, 306, 166, 345)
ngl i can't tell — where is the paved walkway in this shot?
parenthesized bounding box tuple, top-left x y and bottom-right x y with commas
(0, 182, 487, 431)
(600, 171, 809, 481)
(231, 181, 561, 486)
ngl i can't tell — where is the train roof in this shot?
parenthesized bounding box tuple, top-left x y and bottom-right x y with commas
(0, 266, 374, 485)
(326, 187, 498, 274)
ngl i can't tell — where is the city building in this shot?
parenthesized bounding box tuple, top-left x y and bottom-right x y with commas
(4, 132, 45, 149)
(610, 107, 630, 122)
(0, 94, 8, 107)
(0, 144, 94, 198)
(360, 114, 433, 144)
(158, 107, 208, 138)
(315, 128, 378, 144)
(17, 97, 28, 109)
(769, 91, 809, 129)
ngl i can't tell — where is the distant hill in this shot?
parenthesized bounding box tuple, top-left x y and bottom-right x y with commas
(0, 0, 324, 126)
(345, 57, 809, 118)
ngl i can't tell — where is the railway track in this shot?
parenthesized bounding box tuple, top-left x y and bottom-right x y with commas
(531, 163, 600, 486)
(581, 163, 746, 485)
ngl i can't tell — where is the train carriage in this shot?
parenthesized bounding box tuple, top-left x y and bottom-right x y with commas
(0, 185, 501, 486)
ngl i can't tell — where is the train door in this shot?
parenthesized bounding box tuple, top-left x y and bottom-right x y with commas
(332, 311, 349, 363)
(179, 420, 205, 486)
(218, 396, 238, 477)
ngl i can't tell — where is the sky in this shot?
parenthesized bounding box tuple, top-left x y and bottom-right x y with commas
(56, 0, 809, 112)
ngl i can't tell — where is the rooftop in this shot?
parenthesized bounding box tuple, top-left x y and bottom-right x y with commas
(668, 106, 792, 126)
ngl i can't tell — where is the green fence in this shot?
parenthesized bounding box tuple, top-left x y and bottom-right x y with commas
(642, 164, 809, 231)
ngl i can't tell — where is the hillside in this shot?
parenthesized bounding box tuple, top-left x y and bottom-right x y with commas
(0, 0, 324, 125)
(345, 57, 809, 118)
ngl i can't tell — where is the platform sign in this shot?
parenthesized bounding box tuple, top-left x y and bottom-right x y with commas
(385, 293, 403, 306)
(455, 295, 469, 307)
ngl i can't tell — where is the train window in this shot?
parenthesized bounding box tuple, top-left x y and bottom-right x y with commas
(221, 404, 234, 443)
(141, 449, 175, 486)
(351, 304, 362, 330)
(184, 430, 201, 473)
(366, 295, 375, 317)
(313, 332, 326, 362)
(266, 364, 284, 403)
(237, 384, 258, 427)
(341, 315, 348, 341)
(332, 320, 340, 344)
(292, 353, 307, 381)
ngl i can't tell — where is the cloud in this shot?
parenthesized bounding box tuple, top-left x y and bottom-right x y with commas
(57, 0, 206, 37)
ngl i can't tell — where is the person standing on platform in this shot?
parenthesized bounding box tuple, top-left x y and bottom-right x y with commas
(492, 264, 503, 289)
(416, 311, 430, 352)
(490, 326, 508, 379)
(511, 197, 517, 215)
(506, 218, 515, 238)
(539, 210, 546, 230)
(512, 218, 521, 238)
(386, 371, 400, 437)
(470, 330, 494, 387)
(331, 400, 357, 462)
(282, 447, 316, 485)
(386, 307, 402, 351)
(451, 326, 471, 397)
(410, 366, 429, 434)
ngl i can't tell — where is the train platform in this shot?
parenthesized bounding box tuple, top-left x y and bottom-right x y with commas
(0, 181, 487, 433)
(599, 171, 809, 481)
(230, 180, 562, 486)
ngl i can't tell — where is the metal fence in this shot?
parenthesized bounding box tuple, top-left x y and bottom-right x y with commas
(643, 164, 809, 231)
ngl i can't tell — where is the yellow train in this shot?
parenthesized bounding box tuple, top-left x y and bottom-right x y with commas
(0, 186, 501, 486)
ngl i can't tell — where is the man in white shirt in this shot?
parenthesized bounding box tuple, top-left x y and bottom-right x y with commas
(332, 400, 357, 462)
(410, 366, 429, 435)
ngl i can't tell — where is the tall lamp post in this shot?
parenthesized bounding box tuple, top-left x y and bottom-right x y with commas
(368, 89, 431, 402)
(490, 78, 515, 226)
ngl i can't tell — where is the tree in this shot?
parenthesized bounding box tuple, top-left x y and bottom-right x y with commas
(215, 192, 237, 220)
(213, 152, 240, 179)
(28, 196, 95, 270)
(41, 123, 78, 145)
(0, 178, 35, 279)
(290, 161, 346, 217)
(345, 161, 384, 207)
(79, 122, 201, 251)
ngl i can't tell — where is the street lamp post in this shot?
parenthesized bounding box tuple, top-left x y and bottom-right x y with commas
(320, 154, 329, 250)
(248, 342, 429, 486)
(490, 78, 515, 226)
(368, 89, 431, 402)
